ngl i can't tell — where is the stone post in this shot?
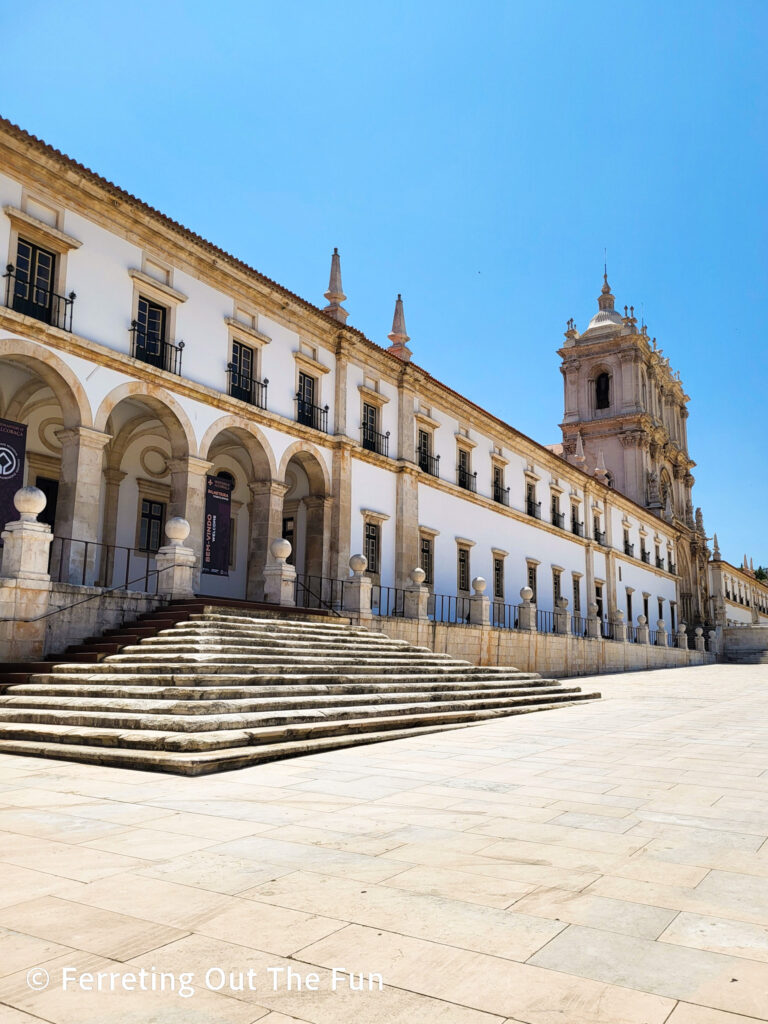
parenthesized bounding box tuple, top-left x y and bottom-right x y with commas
(554, 596, 571, 635)
(247, 480, 288, 601)
(262, 538, 297, 606)
(54, 426, 112, 585)
(708, 629, 718, 656)
(636, 614, 650, 644)
(342, 554, 372, 618)
(404, 566, 429, 620)
(655, 619, 668, 647)
(0, 487, 54, 661)
(586, 601, 601, 639)
(155, 517, 197, 599)
(676, 623, 688, 650)
(169, 455, 213, 588)
(694, 626, 706, 652)
(517, 586, 536, 631)
(469, 576, 490, 626)
(612, 608, 628, 642)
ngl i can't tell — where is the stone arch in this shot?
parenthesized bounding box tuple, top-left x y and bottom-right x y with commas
(0, 336, 92, 428)
(279, 442, 331, 586)
(277, 440, 331, 495)
(94, 382, 197, 458)
(199, 415, 277, 481)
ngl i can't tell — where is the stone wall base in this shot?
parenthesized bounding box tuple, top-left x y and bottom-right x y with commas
(355, 616, 714, 677)
(41, 585, 164, 658)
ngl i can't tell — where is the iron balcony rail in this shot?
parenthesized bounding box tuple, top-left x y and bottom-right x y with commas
(552, 511, 565, 529)
(48, 535, 162, 592)
(624, 543, 635, 557)
(130, 322, 184, 374)
(491, 602, 519, 629)
(293, 573, 344, 614)
(296, 396, 329, 433)
(571, 613, 587, 636)
(594, 530, 606, 545)
(362, 425, 390, 457)
(627, 624, 639, 643)
(648, 628, 659, 644)
(418, 450, 440, 477)
(656, 556, 665, 569)
(227, 365, 268, 409)
(427, 593, 471, 624)
(571, 520, 584, 537)
(668, 561, 677, 574)
(371, 585, 406, 617)
(601, 618, 614, 640)
(4, 264, 75, 332)
(457, 467, 477, 492)
(493, 484, 510, 506)
(536, 608, 556, 633)
(526, 500, 542, 520)
(641, 550, 650, 564)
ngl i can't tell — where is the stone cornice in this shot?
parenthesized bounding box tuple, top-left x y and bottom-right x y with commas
(3, 205, 82, 251)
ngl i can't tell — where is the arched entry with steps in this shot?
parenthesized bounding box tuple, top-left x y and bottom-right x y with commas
(279, 443, 332, 586)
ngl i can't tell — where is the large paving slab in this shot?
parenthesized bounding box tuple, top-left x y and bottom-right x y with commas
(0, 662, 767, 1022)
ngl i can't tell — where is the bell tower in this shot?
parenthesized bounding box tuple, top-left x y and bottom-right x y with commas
(558, 271, 711, 626)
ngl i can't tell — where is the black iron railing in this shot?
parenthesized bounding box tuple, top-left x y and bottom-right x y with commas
(294, 573, 344, 613)
(571, 520, 584, 537)
(228, 365, 268, 409)
(296, 396, 329, 432)
(48, 535, 161, 591)
(571, 614, 587, 636)
(552, 511, 565, 529)
(627, 624, 639, 643)
(428, 593, 471, 624)
(649, 628, 659, 644)
(624, 543, 635, 557)
(4, 264, 75, 332)
(491, 602, 519, 629)
(362, 426, 390, 457)
(536, 608, 556, 633)
(457, 467, 477, 492)
(668, 561, 677, 575)
(493, 484, 510, 506)
(594, 530, 606, 545)
(601, 618, 614, 640)
(526, 500, 541, 519)
(371, 585, 406, 617)
(130, 322, 184, 374)
(641, 550, 650, 564)
(418, 450, 440, 477)
(656, 556, 665, 569)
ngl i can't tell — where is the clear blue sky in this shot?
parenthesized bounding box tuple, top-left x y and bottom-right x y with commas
(5, 0, 766, 565)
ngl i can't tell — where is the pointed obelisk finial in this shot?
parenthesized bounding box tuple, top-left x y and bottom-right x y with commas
(573, 431, 586, 466)
(323, 247, 348, 324)
(387, 293, 412, 362)
(594, 448, 608, 483)
(713, 533, 721, 560)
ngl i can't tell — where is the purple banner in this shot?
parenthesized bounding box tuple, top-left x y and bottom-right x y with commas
(202, 474, 232, 576)
(0, 418, 27, 536)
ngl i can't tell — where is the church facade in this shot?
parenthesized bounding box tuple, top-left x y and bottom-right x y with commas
(0, 117, 755, 646)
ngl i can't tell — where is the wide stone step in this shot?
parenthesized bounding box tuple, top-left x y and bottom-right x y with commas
(41, 661, 524, 678)
(108, 647, 455, 662)
(0, 684, 582, 715)
(0, 697, 595, 753)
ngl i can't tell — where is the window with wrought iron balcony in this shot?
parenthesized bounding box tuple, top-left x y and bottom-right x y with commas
(228, 340, 268, 409)
(130, 297, 184, 374)
(571, 515, 583, 537)
(296, 370, 328, 432)
(640, 547, 650, 564)
(593, 528, 606, 545)
(457, 465, 477, 492)
(656, 555, 665, 570)
(624, 542, 635, 557)
(362, 424, 390, 456)
(417, 430, 440, 477)
(668, 559, 677, 574)
(551, 510, 565, 529)
(493, 481, 510, 505)
(526, 499, 541, 519)
(4, 240, 75, 332)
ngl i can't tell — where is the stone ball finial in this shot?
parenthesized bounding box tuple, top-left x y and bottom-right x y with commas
(657, 619, 666, 630)
(520, 585, 533, 603)
(270, 538, 292, 563)
(13, 486, 46, 522)
(409, 567, 426, 586)
(588, 602, 598, 616)
(677, 623, 687, 634)
(557, 596, 568, 609)
(349, 553, 368, 576)
(695, 626, 704, 636)
(615, 609, 625, 621)
(637, 614, 647, 625)
(472, 576, 487, 595)
(165, 516, 191, 545)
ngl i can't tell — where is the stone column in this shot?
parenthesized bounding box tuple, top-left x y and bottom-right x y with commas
(169, 456, 213, 587)
(586, 601, 601, 639)
(469, 577, 490, 626)
(395, 466, 420, 590)
(54, 426, 112, 585)
(554, 596, 571, 634)
(262, 538, 297, 606)
(247, 479, 288, 601)
(636, 614, 650, 644)
(155, 517, 197, 599)
(343, 554, 372, 618)
(304, 495, 332, 581)
(612, 609, 627, 642)
(329, 444, 352, 583)
(676, 624, 688, 649)
(517, 586, 536, 631)
(404, 567, 429, 619)
(99, 467, 127, 587)
(0, 487, 54, 661)
(655, 619, 668, 647)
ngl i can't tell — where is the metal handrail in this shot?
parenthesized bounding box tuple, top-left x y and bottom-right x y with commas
(4, 264, 76, 332)
(457, 467, 477, 492)
(227, 365, 268, 409)
(130, 322, 184, 374)
(296, 396, 329, 433)
(493, 484, 510, 506)
(418, 451, 440, 477)
(48, 535, 159, 590)
(371, 585, 406, 617)
(362, 426, 390, 457)
(294, 573, 343, 615)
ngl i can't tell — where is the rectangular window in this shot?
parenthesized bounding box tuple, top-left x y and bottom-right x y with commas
(457, 447, 474, 490)
(527, 564, 537, 603)
(230, 340, 255, 402)
(135, 296, 167, 369)
(493, 557, 504, 600)
(670, 603, 676, 631)
(572, 576, 581, 613)
(627, 591, 633, 623)
(553, 570, 562, 604)
(364, 521, 380, 574)
(595, 583, 604, 621)
(493, 465, 503, 490)
(658, 598, 664, 623)
(13, 238, 57, 324)
(139, 499, 166, 552)
(593, 514, 600, 537)
(419, 536, 433, 585)
(282, 515, 295, 565)
(34, 476, 59, 529)
(362, 402, 378, 451)
(458, 548, 470, 592)
(643, 595, 650, 621)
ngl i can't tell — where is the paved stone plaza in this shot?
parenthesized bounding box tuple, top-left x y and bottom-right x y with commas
(0, 663, 767, 1023)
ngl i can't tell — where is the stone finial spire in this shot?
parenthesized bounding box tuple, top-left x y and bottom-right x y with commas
(387, 293, 412, 362)
(598, 269, 616, 314)
(594, 449, 608, 483)
(323, 247, 348, 324)
(573, 431, 586, 466)
(713, 533, 721, 560)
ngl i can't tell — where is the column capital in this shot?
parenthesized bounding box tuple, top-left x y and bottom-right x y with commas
(169, 456, 213, 477)
(249, 479, 288, 498)
(55, 426, 112, 451)
(103, 468, 127, 486)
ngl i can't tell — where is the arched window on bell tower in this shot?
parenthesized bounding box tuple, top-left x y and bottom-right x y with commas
(595, 372, 611, 410)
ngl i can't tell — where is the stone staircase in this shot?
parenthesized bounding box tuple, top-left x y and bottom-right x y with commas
(0, 607, 600, 774)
